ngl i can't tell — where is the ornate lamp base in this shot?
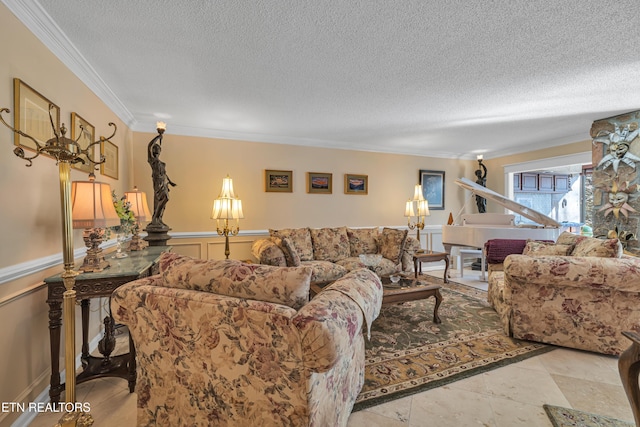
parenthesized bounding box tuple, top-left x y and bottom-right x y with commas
(55, 410, 93, 426)
(128, 232, 148, 251)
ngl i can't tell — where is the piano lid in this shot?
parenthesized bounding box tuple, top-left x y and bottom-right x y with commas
(455, 177, 561, 228)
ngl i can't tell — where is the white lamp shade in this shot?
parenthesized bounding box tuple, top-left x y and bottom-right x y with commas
(212, 198, 244, 220)
(417, 199, 430, 217)
(218, 175, 237, 199)
(413, 184, 425, 201)
(71, 180, 120, 229)
(404, 200, 415, 217)
(124, 188, 152, 221)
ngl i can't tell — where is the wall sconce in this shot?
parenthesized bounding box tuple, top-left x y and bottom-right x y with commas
(405, 184, 430, 245)
(0, 105, 116, 426)
(124, 187, 152, 251)
(71, 174, 121, 272)
(211, 175, 244, 259)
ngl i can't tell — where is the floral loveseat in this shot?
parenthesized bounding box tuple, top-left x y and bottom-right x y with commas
(486, 232, 640, 355)
(251, 226, 420, 282)
(111, 252, 383, 427)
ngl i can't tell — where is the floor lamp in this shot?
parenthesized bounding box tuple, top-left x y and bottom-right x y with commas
(1, 106, 116, 427)
(211, 175, 244, 259)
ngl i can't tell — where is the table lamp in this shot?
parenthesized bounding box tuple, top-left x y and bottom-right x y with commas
(124, 187, 152, 250)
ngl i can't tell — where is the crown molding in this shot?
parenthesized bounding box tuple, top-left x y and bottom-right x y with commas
(2, 0, 137, 128)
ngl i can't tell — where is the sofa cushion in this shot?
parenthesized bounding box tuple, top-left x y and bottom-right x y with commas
(347, 227, 379, 256)
(310, 227, 351, 261)
(250, 238, 287, 266)
(571, 237, 622, 258)
(301, 260, 348, 283)
(271, 236, 301, 267)
(379, 228, 408, 263)
(523, 241, 572, 256)
(484, 239, 527, 264)
(336, 256, 399, 276)
(270, 227, 314, 261)
(159, 253, 312, 309)
(556, 231, 583, 246)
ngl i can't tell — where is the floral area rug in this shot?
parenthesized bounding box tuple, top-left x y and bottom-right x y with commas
(543, 404, 634, 427)
(353, 278, 554, 411)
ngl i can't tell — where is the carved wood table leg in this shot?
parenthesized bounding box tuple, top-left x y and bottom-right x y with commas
(619, 331, 640, 427)
(47, 299, 63, 404)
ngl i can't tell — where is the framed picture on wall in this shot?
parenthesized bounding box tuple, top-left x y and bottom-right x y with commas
(344, 174, 368, 195)
(12, 78, 60, 155)
(307, 172, 332, 194)
(70, 112, 95, 173)
(265, 169, 293, 192)
(419, 170, 445, 210)
(100, 140, 119, 179)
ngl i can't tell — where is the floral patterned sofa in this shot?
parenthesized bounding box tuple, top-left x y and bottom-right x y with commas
(111, 252, 383, 427)
(251, 226, 420, 283)
(486, 232, 640, 355)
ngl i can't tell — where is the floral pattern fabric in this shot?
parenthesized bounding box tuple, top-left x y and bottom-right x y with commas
(253, 228, 418, 281)
(502, 253, 640, 355)
(270, 227, 314, 261)
(160, 253, 312, 310)
(378, 227, 408, 263)
(111, 262, 382, 427)
(347, 227, 379, 256)
(310, 227, 350, 261)
(522, 241, 572, 256)
(571, 236, 622, 257)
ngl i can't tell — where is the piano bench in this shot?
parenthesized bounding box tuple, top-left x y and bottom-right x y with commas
(458, 249, 485, 280)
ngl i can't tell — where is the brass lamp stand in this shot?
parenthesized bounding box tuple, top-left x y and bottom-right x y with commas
(405, 184, 430, 245)
(0, 106, 116, 427)
(211, 175, 244, 259)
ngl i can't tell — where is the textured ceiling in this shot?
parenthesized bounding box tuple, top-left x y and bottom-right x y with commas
(6, 0, 640, 158)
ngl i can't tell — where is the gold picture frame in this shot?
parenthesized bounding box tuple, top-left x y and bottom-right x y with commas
(100, 140, 119, 179)
(265, 169, 293, 192)
(344, 174, 368, 195)
(70, 112, 95, 173)
(307, 172, 332, 194)
(13, 78, 60, 154)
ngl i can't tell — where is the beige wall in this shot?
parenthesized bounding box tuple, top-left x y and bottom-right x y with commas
(0, 3, 593, 425)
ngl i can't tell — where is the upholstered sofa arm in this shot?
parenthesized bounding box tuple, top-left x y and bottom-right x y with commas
(504, 254, 640, 291)
(251, 238, 287, 266)
(293, 269, 383, 372)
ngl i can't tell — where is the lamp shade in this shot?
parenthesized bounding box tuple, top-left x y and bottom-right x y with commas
(404, 199, 415, 217)
(413, 184, 425, 201)
(211, 198, 244, 220)
(71, 179, 120, 229)
(218, 175, 237, 199)
(124, 187, 152, 222)
(417, 199, 430, 217)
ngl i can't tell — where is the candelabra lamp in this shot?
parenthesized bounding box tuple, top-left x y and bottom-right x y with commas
(1, 105, 116, 427)
(211, 175, 244, 259)
(71, 174, 121, 272)
(404, 184, 430, 246)
(124, 187, 152, 251)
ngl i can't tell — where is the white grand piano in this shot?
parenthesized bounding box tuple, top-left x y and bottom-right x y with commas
(442, 177, 561, 259)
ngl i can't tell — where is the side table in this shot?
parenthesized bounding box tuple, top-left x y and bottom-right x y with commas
(413, 251, 450, 283)
(44, 246, 169, 404)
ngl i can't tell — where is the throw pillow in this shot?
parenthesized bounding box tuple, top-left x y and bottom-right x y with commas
(269, 228, 314, 261)
(161, 254, 312, 310)
(310, 227, 350, 261)
(571, 237, 623, 258)
(556, 231, 585, 246)
(347, 227, 379, 256)
(379, 227, 408, 264)
(271, 236, 301, 266)
(523, 241, 572, 256)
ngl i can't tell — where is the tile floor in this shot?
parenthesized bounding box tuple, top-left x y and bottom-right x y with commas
(28, 268, 635, 427)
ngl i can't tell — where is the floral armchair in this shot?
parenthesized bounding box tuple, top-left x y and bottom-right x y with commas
(111, 252, 383, 426)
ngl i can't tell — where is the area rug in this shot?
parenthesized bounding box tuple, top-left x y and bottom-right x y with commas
(543, 404, 634, 427)
(353, 278, 554, 411)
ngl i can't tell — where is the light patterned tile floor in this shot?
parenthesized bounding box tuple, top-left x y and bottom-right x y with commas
(28, 269, 635, 427)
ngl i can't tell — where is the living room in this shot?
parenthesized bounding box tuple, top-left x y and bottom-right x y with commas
(1, 1, 639, 426)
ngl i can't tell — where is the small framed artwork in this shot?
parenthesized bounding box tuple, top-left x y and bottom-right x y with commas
(100, 140, 119, 179)
(419, 170, 445, 210)
(13, 78, 60, 153)
(344, 174, 368, 195)
(70, 112, 95, 173)
(307, 172, 332, 194)
(265, 169, 293, 192)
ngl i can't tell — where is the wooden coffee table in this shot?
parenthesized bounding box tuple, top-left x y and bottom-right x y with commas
(413, 250, 450, 283)
(310, 275, 442, 324)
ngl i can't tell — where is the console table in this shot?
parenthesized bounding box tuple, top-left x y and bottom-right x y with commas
(44, 246, 169, 404)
